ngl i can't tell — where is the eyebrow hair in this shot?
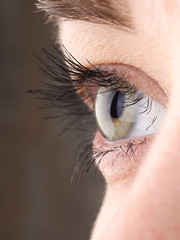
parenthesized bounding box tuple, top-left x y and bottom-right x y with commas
(37, 0, 133, 31)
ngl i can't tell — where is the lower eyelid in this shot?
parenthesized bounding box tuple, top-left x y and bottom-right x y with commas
(93, 131, 153, 184)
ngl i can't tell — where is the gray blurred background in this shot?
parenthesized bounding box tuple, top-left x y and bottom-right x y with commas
(0, 1, 104, 239)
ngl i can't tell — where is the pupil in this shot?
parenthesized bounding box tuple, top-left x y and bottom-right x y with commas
(110, 91, 124, 118)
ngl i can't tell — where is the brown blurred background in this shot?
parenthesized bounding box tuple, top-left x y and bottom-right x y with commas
(0, 1, 104, 239)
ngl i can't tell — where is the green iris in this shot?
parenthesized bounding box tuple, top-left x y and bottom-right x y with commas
(95, 86, 137, 141)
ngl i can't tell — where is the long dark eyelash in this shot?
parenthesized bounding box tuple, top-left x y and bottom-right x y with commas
(73, 137, 147, 181)
(29, 45, 151, 180)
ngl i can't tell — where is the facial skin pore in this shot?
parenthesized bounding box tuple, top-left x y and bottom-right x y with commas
(58, 0, 180, 239)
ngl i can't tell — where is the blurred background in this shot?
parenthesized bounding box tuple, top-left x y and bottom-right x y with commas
(0, 1, 104, 239)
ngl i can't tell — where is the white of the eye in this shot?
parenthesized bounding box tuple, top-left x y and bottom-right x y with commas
(126, 95, 166, 139)
(95, 89, 166, 141)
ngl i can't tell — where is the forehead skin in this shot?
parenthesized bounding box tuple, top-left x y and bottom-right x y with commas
(59, 0, 180, 97)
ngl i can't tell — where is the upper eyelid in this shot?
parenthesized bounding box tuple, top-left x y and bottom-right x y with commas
(31, 45, 166, 116)
(75, 62, 167, 108)
(60, 18, 171, 100)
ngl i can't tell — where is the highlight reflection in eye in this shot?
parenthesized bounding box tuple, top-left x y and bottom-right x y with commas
(95, 86, 166, 141)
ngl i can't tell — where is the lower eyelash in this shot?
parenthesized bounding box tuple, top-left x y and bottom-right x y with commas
(29, 45, 156, 180)
(72, 137, 147, 181)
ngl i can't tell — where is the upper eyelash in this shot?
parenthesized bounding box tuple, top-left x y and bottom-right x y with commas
(38, 45, 145, 106)
(29, 45, 156, 180)
(29, 45, 145, 126)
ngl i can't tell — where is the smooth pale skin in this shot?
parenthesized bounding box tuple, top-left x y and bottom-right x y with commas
(59, 0, 180, 239)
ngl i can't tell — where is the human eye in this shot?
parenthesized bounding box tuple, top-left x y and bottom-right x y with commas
(94, 66, 165, 142)
(30, 45, 167, 184)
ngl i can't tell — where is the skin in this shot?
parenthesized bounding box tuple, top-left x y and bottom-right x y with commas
(59, 0, 180, 239)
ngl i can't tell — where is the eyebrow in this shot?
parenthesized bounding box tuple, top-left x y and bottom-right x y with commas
(37, 0, 133, 31)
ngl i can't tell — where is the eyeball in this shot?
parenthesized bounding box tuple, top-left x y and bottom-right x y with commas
(95, 86, 166, 141)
